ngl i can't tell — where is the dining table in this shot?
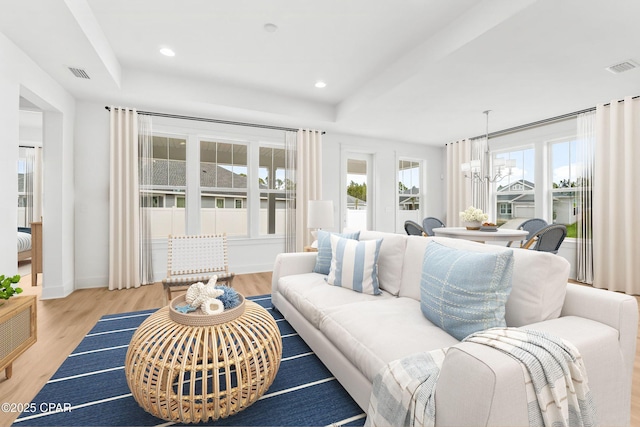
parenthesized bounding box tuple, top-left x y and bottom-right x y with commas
(432, 227, 529, 243)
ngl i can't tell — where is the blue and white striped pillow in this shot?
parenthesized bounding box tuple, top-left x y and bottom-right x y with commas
(326, 234, 382, 295)
(313, 230, 360, 275)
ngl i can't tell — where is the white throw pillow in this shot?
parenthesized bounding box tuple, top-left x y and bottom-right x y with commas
(327, 234, 382, 295)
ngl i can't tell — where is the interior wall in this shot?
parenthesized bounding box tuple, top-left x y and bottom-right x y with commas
(322, 133, 446, 234)
(73, 101, 445, 288)
(0, 31, 76, 298)
(73, 102, 292, 287)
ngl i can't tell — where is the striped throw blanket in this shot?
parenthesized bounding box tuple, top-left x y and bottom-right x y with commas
(364, 327, 597, 427)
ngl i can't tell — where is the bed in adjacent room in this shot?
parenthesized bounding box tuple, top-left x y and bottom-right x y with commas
(17, 223, 43, 286)
(18, 227, 32, 261)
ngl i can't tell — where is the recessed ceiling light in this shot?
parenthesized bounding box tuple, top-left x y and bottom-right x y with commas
(315, 81, 327, 88)
(159, 47, 175, 57)
(264, 23, 278, 33)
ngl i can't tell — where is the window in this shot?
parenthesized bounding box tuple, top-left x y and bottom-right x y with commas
(259, 145, 287, 235)
(398, 160, 421, 211)
(494, 148, 535, 225)
(551, 139, 581, 237)
(144, 122, 287, 240)
(397, 159, 424, 231)
(200, 140, 248, 236)
(140, 135, 187, 236)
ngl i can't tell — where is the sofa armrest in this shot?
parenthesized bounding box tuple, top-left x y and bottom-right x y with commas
(561, 283, 638, 376)
(271, 252, 318, 295)
(435, 342, 529, 427)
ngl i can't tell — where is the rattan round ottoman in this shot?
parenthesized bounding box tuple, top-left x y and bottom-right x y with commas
(124, 295, 282, 423)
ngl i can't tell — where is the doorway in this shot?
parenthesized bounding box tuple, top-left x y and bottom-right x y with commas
(17, 97, 43, 283)
(343, 153, 373, 231)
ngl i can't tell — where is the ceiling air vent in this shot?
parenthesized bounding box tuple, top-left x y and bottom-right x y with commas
(605, 60, 639, 74)
(68, 67, 90, 79)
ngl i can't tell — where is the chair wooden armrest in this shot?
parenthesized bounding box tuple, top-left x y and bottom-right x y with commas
(522, 236, 538, 250)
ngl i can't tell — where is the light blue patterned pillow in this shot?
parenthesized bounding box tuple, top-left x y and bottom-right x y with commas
(326, 235, 382, 295)
(420, 242, 514, 340)
(313, 230, 360, 275)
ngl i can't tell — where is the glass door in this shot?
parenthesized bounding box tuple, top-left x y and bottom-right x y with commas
(344, 153, 372, 230)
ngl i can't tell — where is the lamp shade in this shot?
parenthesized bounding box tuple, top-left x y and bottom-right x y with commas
(308, 200, 334, 229)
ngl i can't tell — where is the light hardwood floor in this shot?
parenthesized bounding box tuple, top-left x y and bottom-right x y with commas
(1, 273, 639, 425)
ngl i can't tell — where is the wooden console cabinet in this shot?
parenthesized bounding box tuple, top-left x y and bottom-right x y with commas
(0, 295, 37, 379)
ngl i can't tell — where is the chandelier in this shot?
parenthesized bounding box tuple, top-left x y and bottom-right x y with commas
(461, 110, 515, 183)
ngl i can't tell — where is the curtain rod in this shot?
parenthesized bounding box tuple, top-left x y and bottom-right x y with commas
(469, 95, 639, 141)
(105, 106, 325, 134)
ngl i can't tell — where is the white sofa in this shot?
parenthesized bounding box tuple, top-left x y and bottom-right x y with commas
(271, 231, 638, 426)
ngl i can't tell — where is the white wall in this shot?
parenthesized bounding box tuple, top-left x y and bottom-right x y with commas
(0, 31, 76, 299)
(73, 101, 446, 288)
(74, 101, 291, 287)
(322, 133, 446, 234)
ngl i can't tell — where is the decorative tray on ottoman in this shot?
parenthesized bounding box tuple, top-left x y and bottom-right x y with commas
(169, 293, 246, 326)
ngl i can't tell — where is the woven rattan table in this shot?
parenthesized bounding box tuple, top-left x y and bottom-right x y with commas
(125, 296, 282, 423)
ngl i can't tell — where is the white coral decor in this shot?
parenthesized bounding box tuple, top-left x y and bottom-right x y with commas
(185, 277, 225, 314)
(459, 206, 489, 223)
(201, 297, 225, 315)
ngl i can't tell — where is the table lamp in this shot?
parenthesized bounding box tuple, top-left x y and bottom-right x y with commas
(308, 200, 334, 248)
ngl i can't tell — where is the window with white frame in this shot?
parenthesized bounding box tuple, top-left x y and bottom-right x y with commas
(140, 135, 187, 237)
(397, 159, 423, 229)
(200, 140, 248, 236)
(494, 148, 535, 225)
(551, 139, 581, 237)
(259, 145, 287, 235)
(141, 123, 288, 239)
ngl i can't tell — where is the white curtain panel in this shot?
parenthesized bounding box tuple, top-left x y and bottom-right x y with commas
(138, 114, 154, 285)
(576, 111, 595, 284)
(593, 96, 640, 294)
(471, 137, 489, 213)
(284, 131, 298, 253)
(295, 129, 323, 251)
(446, 139, 473, 226)
(109, 107, 141, 290)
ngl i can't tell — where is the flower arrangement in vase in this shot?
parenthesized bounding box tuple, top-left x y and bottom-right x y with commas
(459, 206, 488, 230)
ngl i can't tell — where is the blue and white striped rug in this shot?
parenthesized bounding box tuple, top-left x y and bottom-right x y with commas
(14, 295, 366, 426)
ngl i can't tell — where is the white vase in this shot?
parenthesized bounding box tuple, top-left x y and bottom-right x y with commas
(463, 221, 482, 230)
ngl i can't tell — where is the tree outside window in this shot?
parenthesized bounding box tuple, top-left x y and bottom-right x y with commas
(551, 139, 583, 237)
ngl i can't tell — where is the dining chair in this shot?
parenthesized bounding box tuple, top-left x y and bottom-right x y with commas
(404, 220, 426, 236)
(421, 217, 446, 236)
(507, 218, 548, 247)
(522, 224, 567, 254)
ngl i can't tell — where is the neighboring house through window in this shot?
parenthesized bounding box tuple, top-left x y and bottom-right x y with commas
(494, 148, 535, 225)
(140, 125, 287, 239)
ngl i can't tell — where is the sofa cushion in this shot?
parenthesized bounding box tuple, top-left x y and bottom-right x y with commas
(313, 230, 360, 275)
(319, 298, 460, 382)
(327, 235, 382, 295)
(278, 273, 393, 328)
(358, 230, 407, 296)
(419, 241, 514, 340)
(400, 236, 570, 327)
